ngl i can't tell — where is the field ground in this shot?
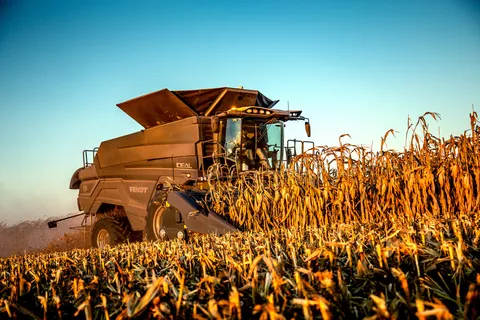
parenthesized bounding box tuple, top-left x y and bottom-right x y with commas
(0, 219, 479, 319)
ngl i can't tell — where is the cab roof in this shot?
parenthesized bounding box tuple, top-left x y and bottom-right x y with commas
(117, 87, 279, 128)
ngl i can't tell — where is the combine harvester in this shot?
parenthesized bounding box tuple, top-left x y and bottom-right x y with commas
(49, 87, 313, 248)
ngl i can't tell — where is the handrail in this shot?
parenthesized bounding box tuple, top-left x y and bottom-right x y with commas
(82, 147, 98, 167)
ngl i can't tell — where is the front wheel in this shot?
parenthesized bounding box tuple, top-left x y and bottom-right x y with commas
(146, 204, 187, 241)
(91, 217, 130, 248)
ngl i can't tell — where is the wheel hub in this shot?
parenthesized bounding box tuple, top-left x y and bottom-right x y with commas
(96, 229, 111, 248)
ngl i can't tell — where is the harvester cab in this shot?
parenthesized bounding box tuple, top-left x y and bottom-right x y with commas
(212, 106, 310, 172)
(50, 87, 313, 248)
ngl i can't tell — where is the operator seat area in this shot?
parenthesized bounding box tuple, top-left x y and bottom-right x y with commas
(222, 118, 281, 171)
(242, 124, 272, 170)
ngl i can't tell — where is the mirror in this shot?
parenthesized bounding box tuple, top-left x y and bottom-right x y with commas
(305, 120, 311, 137)
(211, 117, 220, 134)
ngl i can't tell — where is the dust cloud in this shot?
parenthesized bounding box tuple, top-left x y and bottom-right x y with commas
(0, 213, 89, 257)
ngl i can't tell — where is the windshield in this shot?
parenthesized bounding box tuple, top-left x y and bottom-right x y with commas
(221, 118, 283, 171)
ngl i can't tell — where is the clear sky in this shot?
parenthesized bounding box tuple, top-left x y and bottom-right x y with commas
(0, 0, 479, 224)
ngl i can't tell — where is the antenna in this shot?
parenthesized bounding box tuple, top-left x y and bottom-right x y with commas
(287, 101, 290, 111)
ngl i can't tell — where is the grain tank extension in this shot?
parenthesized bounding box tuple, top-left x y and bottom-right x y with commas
(50, 87, 312, 248)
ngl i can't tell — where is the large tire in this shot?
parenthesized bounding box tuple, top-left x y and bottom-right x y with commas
(146, 202, 186, 241)
(91, 216, 131, 248)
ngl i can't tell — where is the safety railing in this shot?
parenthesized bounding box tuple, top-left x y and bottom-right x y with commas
(82, 147, 98, 168)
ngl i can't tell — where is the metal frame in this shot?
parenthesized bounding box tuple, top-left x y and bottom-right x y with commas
(82, 147, 98, 167)
(47, 212, 87, 229)
(286, 139, 315, 170)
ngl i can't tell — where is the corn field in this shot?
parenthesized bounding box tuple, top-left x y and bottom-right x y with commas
(208, 112, 480, 231)
(1, 112, 479, 319)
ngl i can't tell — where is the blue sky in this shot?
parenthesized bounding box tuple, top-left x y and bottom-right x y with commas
(0, 0, 479, 223)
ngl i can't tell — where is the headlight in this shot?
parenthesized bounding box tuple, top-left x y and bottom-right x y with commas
(252, 109, 259, 114)
(266, 110, 271, 115)
(246, 109, 252, 113)
(259, 109, 265, 114)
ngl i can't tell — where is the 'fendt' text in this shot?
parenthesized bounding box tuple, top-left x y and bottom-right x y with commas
(129, 186, 148, 194)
